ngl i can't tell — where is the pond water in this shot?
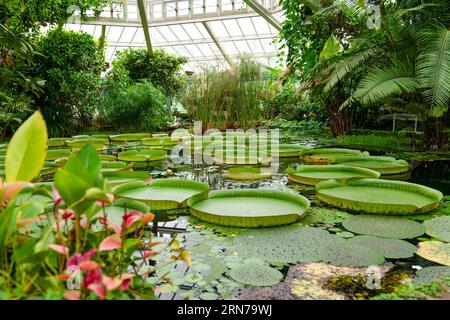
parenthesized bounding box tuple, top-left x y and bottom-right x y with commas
(30, 137, 448, 300)
(112, 140, 449, 300)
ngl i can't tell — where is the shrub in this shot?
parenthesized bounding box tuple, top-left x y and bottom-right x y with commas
(102, 78, 171, 132)
(0, 24, 45, 140)
(113, 48, 188, 96)
(35, 29, 104, 137)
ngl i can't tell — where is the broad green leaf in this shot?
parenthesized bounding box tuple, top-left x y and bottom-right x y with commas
(64, 144, 102, 186)
(54, 169, 91, 206)
(319, 34, 342, 61)
(84, 187, 111, 203)
(34, 226, 55, 253)
(5, 110, 48, 182)
(0, 205, 18, 265)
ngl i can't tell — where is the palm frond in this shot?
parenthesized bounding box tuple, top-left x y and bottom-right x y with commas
(353, 57, 420, 105)
(416, 27, 450, 117)
(323, 47, 377, 92)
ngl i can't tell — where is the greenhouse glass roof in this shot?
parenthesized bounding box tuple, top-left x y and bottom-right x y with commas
(64, 0, 284, 72)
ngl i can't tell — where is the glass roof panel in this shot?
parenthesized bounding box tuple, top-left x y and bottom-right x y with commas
(168, 25, 190, 41)
(184, 44, 203, 57)
(119, 27, 137, 43)
(155, 26, 178, 42)
(107, 26, 124, 42)
(208, 21, 230, 38)
(233, 40, 251, 54)
(221, 41, 239, 55)
(181, 23, 204, 40)
(196, 43, 215, 57)
(132, 28, 146, 44)
(237, 18, 257, 35)
(61, 0, 285, 72)
(149, 28, 166, 44)
(251, 16, 271, 35)
(221, 19, 242, 37)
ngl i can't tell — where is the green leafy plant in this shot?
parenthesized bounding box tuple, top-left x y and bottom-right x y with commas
(0, 24, 45, 140)
(182, 57, 271, 131)
(113, 48, 188, 97)
(0, 111, 190, 299)
(35, 29, 105, 137)
(102, 81, 171, 132)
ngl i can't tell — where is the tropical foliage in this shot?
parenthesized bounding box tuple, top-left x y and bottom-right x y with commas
(182, 57, 272, 130)
(279, 0, 450, 147)
(0, 111, 189, 299)
(113, 48, 188, 97)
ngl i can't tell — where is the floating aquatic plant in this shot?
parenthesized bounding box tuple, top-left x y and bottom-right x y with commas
(286, 165, 380, 186)
(234, 225, 385, 267)
(414, 266, 450, 284)
(188, 189, 310, 227)
(316, 179, 443, 215)
(423, 216, 450, 242)
(342, 215, 425, 239)
(347, 235, 417, 259)
(229, 263, 284, 287)
(417, 241, 450, 266)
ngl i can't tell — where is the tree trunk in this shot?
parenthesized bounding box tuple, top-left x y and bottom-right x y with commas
(326, 106, 353, 137)
(422, 116, 448, 149)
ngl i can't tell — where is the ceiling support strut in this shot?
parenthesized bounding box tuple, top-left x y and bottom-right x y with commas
(137, 0, 153, 56)
(243, 0, 282, 32)
(202, 21, 235, 69)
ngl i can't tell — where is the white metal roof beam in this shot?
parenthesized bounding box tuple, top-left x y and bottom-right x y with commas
(108, 33, 277, 47)
(201, 21, 235, 69)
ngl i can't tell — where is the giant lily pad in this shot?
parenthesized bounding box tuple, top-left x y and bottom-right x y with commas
(342, 215, 425, 239)
(234, 226, 336, 264)
(101, 161, 133, 172)
(347, 235, 417, 259)
(234, 226, 384, 266)
(113, 179, 210, 210)
(302, 148, 368, 164)
(249, 143, 307, 158)
(298, 207, 352, 225)
(229, 263, 284, 286)
(417, 241, 450, 266)
(66, 138, 108, 151)
(39, 161, 59, 176)
(103, 170, 151, 187)
(118, 149, 167, 162)
(142, 137, 179, 148)
(321, 241, 385, 267)
(334, 156, 410, 175)
(423, 216, 450, 242)
(225, 167, 272, 180)
(270, 144, 309, 158)
(316, 179, 443, 215)
(46, 149, 71, 160)
(48, 138, 67, 148)
(188, 189, 310, 227)
(287, 165, 380, 186)
(213, 150, 271, 165)
(110, 133, 150, 142)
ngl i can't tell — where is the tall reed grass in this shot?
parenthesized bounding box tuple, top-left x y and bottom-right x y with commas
(182, 57, 274, 131)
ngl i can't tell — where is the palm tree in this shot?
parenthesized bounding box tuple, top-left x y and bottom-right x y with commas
(318, 1, 450, 147)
